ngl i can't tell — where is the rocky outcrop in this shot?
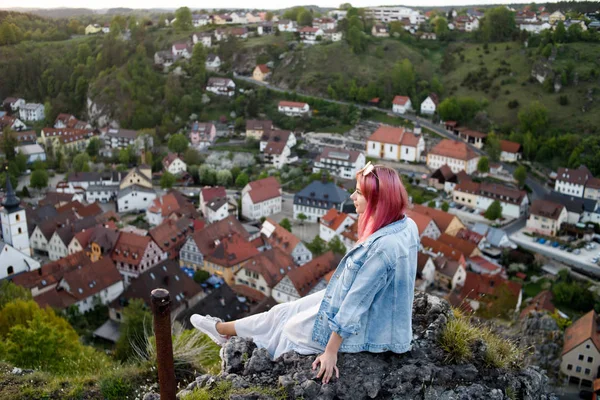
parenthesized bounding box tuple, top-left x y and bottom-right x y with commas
(168, 292, 558, 400)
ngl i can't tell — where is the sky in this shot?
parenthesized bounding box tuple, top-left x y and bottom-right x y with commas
(0, 0, 559, 11)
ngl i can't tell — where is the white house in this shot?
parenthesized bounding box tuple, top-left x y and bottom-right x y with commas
(117, 185, 157, 213)
(278, 101, 310, 117)
(526, 199, 568, 237)
(192, 32, 212, 47)
(261, 218, 313, 265)
(171, 43, 192, 59)
(427, 139, 480, 174)
(162, 153, 187, 175)
(241, 177, 282, 220)
(554, 165, 591, 198)
(392, 95, 412, 114)
(259, 129, 296, 152)
(277, 20, 298, 32)
(520, 21, 552, 33)
(452, 180, 529, 219)
(299, 26, 324, 44)
(416, 252, 436, 291)
(192, 14, 211, 27)
(2, 97, 25, 112)
(0, 115, 27, 131)
(499, 140, 522, 163)
(199, 186, 227, 217)
(18, 103, 45, 121)
(230, 12, 247, 24)
(366, 125, 425, 163)
(293, 180, 351, 223)
(206, 77, 236, 97)
(16, 144, 46, 164)
(0, 241, 41, 280)
(205, 197, 229, 223)
(234, 248, 293, 300)
(420, 94, 438, 115)
(319, 208, 355, 242)
(313, 147, 365, 180)
(205, 54, 221, 71)
(324, 30, 342, 41)
(405, 209, 442, 239)
(263, 141, 293, 169)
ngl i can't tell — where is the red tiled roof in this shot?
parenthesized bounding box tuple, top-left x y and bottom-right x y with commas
(264, 140, 286, 155)
(519, 290, 555, 319)
(341, 220, 358, 243)
(111, 232, 153, 266)
(459, 271, 521, 305)
(204, 232, 259, 267)
(12, 251, 91, 290)
(393, 95, 410, 105)
(405, 209, 434, 237)
(316, 146, 362, 164)
(149, 217, 192, 256)
(321, 208, 354, 231)
(256, 64, 269, 73)
(191, 216, 249, 255)
(279, 101, 308, 108)
(586, 177, 600, 190)
(162, 153, 181, 168)
(231, 284, 266, 302)
(454, 179, 481, 194)
(247, 177, 281, 204)
(285, 251, 342, 297)
(299, 26, 320, 33)
(563, 310, 600, 355)
(73, 227, 96, 249)
(56, 200, 86, 215)
(456, 228, 484, 245)
(243, 248, 295, 287)
(500, 140, 521, 154)
(417, 252, 431, 273)
(469, 255, 502, 272)
(429, 139, 479, 161)
(201, 186, 227, 204)
(77, 203, 103, 218)
(438, 233, 478, 257)
(411, 204, 462, 234)
(264, 218, 301, 255)
(368, 126, 405, 145)
(421, 236, 465, 265)
(529, 199, 565, 220)
(401, 131, 420, 147)
(556, 165, 592, 186)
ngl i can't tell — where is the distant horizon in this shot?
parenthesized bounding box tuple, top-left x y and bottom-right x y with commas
(0, 0, 569, 12)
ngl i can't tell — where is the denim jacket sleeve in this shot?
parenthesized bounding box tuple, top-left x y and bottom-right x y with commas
(327, 247, 391, 339)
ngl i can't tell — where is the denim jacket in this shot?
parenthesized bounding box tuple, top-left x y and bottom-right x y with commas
(312, 216, 419, 353)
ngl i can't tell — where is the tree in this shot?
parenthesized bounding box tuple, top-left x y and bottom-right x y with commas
(183, 148, 202, 166)
(30, 170, 49, 190)
(216, 170, 233, 186)
(297, 9, 313, 26)
(485, 132, 501, 162)
(190, 43, 207, 85)
(86, 138, 102, 157)
(306, 236, 327, 256)
(193, 270, 210, 284)
(173, 7, 193, 31)
(480, 7, 517, 42)
(518, 101, 549, 136)
(15, 153, 27, 174)
(119, 147, 134, 166)
(280, 218, 292, 232)
(297, 213, 308, 225)
(554, 21, 567, 43)
(168, 133, 189, 154)
(72, 153, 91, 172)
(484, 200, 502, 220)
(513, 165, 527, 188)
(160, 172, 176, 189)
(391, 59, 416, 97)
(115, 299, 152, 361)
(477, 156, 490, 174)
(346, 26, 365, 54)
(433, 16, 449, 39)
(0, 127, 17, 160)
(441, 201, 450, 212)
(235, 172, 249, 188)
(0, 281, 31, 311)
(199, 165, 216, 186)
(265, 12, 274, 21)
(327, 236, 347, 255)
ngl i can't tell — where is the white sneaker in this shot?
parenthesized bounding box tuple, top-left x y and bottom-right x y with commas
(190, 314, 228, 346)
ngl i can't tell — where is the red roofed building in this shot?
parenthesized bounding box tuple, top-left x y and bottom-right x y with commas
(519, 290, 555, 319)
(468, 255, 503, 276)
(555, 165, 593, 198)
(432, 255, 466, 290)
(412, 204, 466, 236)
(392, 95, 413, 114)
(341, 219, 358, 249)
(261, 218, 312, 265)
(438, 233, 481, 258)
(35, 257, 123, 313)
(272, 251, 342, 302)
(500, 140, 522, 163)
(253, 64, 271, 82)
(366, 125, 425, 163)
(421, 236, 467, 266)
(427, 139, 480, 174)
(405, 209, 441, 239)
(149, 217, 194, 260)
(234, 247, 295, 300)
(162, 152, 187, 175)
(241, 177, 282, 220)
(147, 190, 198, 226)
(278, 100, 310, 117)
(313, 146, 366, 180)
(319, 208, 355, 242)
(111, 232, 165, 285)
(526, 199, 568, 236)
(561, 310, 600, 386)
(199, 186, 227, 217)
(203, 232, 260, 285)
(450, 271, 522, 315)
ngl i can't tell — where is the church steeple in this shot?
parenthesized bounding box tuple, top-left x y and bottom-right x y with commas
(2, 172, 21, 211)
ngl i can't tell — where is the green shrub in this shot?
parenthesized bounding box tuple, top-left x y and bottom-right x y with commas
(100, 374, 134, 400)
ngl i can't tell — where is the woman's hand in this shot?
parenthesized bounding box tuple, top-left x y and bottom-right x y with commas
(312, 351, 339, 384)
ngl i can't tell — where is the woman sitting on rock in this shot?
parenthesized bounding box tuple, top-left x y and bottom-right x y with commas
(191, 162, 418, 384)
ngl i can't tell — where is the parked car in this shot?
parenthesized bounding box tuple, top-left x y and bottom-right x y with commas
(426, 187, 438, 193)
(552, 242, 559, 248)
(538, 238, 546, 244)
(591, 257, 599, 264)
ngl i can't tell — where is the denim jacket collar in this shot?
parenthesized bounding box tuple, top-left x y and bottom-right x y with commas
(358, 216, 407, 248)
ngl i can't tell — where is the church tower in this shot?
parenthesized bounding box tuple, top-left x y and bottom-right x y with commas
(0, 174, 31, 256)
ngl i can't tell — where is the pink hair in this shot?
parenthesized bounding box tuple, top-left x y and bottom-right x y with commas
(356, 165, 409, 243)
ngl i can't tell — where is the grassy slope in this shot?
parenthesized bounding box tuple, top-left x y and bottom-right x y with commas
(444, 41, 600, 132)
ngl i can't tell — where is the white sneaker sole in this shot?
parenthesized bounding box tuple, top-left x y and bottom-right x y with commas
(190, 315, 228, 347)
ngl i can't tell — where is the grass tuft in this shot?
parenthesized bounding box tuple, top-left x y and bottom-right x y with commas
(182, 380, 288, 400)
(439, 310, 524, 369)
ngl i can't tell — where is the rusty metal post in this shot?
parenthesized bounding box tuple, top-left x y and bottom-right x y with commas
(151, 288, 176, 400)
